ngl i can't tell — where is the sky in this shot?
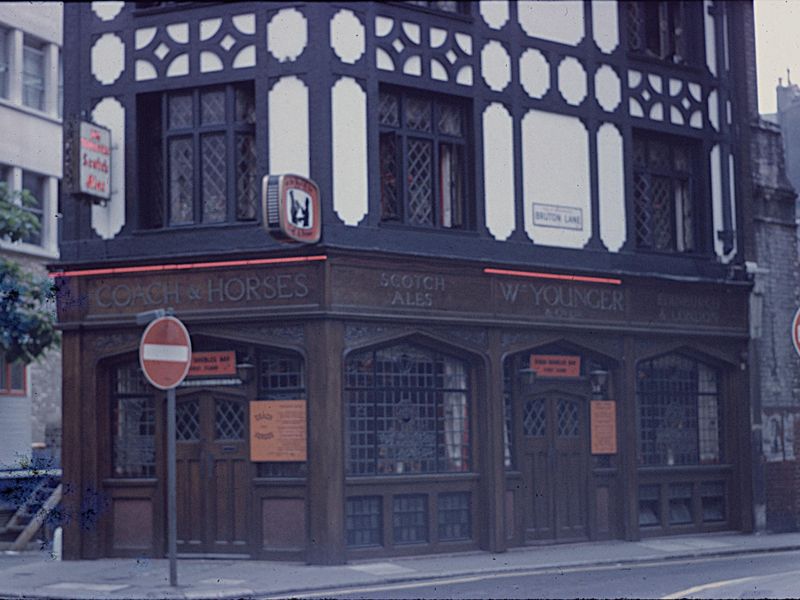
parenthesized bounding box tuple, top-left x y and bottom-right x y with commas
(754, 0, 800, 115)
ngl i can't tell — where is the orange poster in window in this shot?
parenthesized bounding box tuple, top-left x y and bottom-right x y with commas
(591, 400, 617, 455)
(250, 400, 307, 462)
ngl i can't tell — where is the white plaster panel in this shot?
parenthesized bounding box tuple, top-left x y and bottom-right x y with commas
(91, 98, 126, 240)
(431, 59, 448, 81)
(594, 65, 620, 112)
(520, 48, 549, 99)
(629, 98, 643, 118)
(402, 22, 421, 45)
(430, 27, 447, 49)
(403, 55, 422, 76)
(200, 51, 224, 73)
(518, 0, 584, 46)
(483, 103, 515, 241)
(232, 14, 256, 35)
(268, 76, 309, 177)
(92, 1, 123, 22)
(376, 48, 394, 71)
(481, 41, 511, 92)
(649, 102, 664, 121)
(670, 106, 684, 125)
(456, 66, 473, 86)
(135, 60, 157, 81)
(455, 33, 472, 55)
(135, 27, 157, 50)
(710, 144, 723, 260)
(331, 9, 365, 64)
(200, 18, 222, 41)
(166, 53, 189, 77)
(480, 0, 509, 30)
(91, 33, 125, 85)
(166, 23, 189, 44)
(708, 89, 719, 130)
(557, 57, 587, 106)
(597, 123, 625, 252)
(331, 78, 368, 226)
(522, 110, 591, 248)
(267, 8, 307, 63)
(591, 0, 618, 53)
(233, 46, 256, 69)
(375, 16, 393, 37)
(704, 1, 717, 76)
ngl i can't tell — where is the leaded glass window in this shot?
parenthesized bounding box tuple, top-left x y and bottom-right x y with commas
(633, 133, 697, 253)
(626, 1, 696, 65)
(345, 343, 471, 476)
(346, 496, 382, 547)
(379, 89, 470, 229)
(404, 1, 470, 15)
(256, 349, 307, 478)
(637, 354, 722, 467)
(112, 363, 156, 478)
(138, 83, 257, 228)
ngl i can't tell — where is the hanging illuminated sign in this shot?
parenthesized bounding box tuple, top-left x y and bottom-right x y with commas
(71, 120, 112, 202)
(262, 174, 321, 244)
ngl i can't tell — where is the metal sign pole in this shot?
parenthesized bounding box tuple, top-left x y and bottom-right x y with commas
(166, 386, 178, 586)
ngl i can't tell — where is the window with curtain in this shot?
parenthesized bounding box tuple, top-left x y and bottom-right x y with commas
(137, 82, 257, 229)
(112, 363, 156, 478)
(345, 343, 470, 476)
(637, 353, 722, 467)
(379, 88, 471, 229)
(22, 37, 45, 111)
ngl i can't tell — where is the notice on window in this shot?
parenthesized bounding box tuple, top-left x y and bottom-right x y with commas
(189, 351, 236, 377)
(591, 400, 617, 455)
(250, 400, 307, 462)
(530, 355, 581, 378)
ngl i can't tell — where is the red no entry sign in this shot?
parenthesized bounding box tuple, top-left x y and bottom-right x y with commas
(139, 316, 192, 390)
(793, 307, 800, 359)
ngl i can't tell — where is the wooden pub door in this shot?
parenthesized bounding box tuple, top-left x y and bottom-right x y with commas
(522, 391, 588, 542)
(174, 390, 251, 556)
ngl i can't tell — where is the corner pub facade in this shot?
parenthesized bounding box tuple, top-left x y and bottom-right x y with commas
(58, 1, 759, 563)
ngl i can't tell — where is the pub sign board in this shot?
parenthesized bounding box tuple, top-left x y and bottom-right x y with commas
(71, 120, 112, 202)
(262, 174, 321, 244)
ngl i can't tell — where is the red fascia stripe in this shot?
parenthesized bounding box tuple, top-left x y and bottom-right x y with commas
(483, 267, 622, 285)
(49, 255, 327, 279)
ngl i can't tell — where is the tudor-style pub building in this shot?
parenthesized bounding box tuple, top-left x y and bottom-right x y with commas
(58, 1, 759, 563)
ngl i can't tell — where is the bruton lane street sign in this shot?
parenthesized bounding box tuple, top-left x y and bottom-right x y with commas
(139, 316, 192, 390)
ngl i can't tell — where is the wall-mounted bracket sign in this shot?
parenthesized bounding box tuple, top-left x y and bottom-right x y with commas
(530, 354, 581, 378)
(262, 174, 321, 244)
(590, 400, 617, 454)
(250, 400, 307, 462)
(188, 351, 236, 378)
(69, 120, 112, 203)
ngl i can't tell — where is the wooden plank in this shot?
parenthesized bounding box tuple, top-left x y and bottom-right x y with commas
(11, 485, 63, 551)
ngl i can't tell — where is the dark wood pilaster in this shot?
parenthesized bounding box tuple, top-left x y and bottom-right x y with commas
(305, 319, 345, 564)
(61, 330, 83, 559)
(621, 336, 640, 541)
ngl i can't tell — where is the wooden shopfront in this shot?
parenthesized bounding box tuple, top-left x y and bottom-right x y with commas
(57, 251, 753, 564)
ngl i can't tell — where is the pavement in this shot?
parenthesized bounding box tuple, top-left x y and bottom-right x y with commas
(1, 531, 800, 599)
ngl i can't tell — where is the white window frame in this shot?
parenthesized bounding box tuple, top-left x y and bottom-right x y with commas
(22, 35, 45, 111)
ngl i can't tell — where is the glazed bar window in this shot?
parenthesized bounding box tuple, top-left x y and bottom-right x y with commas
(111, 363, 156, 478)
(256, 350, 307, 478)
(633, 133, 698, 253)
(625, 1, 701, 65)
(637, 354, 721, 467)
(22, 36, 45, 111)
(20, 171, 46, 246)
(378, 89, 470, 229)
(0, 26, 7, 99)
(137, 82, 257, 229)
(345, 343, 470, 475)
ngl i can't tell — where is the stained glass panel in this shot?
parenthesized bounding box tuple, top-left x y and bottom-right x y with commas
(379, 92, 399, 127)
(236, 133, 257, 221)
(407, 138, 433, 226)
(405, 96, 431, 132)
